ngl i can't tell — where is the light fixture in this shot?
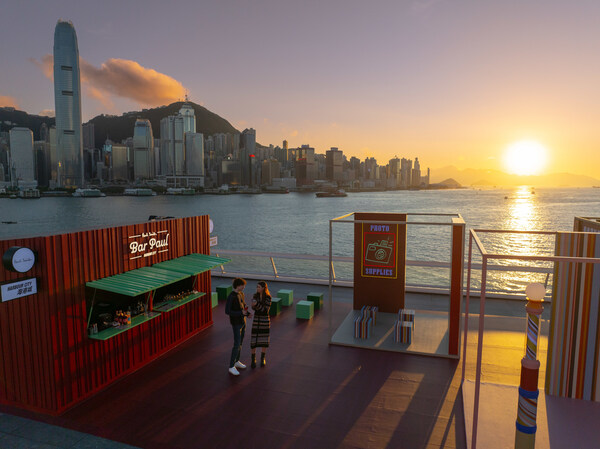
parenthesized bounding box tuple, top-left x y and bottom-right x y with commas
(525, 282, 545, 301)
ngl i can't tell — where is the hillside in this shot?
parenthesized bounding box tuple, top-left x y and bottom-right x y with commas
(432, 178, 462, 188)
(1, 102, 239, 148)
(0, 107, 55, 140)
(89, 102, 239, 149)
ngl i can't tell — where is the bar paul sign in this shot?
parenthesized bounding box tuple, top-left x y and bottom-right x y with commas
(127, 230, 170, 260)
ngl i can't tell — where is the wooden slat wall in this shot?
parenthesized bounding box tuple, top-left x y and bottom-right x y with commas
(448, 218, 465, 357)
(0, 216, 212, 414)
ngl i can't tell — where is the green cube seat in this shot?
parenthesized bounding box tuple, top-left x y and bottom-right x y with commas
(216, 284, 232, 301)
(211, 292, 218, 308)
(307, 292, 323, 310)
(296, 300, 314, 320)
(269, 297, 282, 316)
(277, 289, 294, 306)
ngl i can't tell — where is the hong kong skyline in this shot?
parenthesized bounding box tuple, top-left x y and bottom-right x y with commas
(1, 0, 600, 179)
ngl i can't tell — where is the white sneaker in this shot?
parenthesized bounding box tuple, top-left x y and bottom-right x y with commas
(228, 367, 240, 376)
(235, 361, 247, 369)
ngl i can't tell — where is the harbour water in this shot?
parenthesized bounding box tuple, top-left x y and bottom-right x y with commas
(1, 186, 598, 293)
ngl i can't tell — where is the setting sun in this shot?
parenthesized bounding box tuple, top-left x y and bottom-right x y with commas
(503, 140, 549, 176)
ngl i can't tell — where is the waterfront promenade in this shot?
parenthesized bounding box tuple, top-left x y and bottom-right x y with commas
(0, 279, 596, 449)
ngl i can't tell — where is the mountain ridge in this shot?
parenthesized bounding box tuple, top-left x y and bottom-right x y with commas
(88, 102, 239, 149)
(1, 102, 240, 149)
(431, 165, 600, 187)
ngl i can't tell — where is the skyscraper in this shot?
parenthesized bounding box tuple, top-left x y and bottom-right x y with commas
(326, 147, 343, 183)
(160, 103, 196, 178)
(411, 157, 422, 188)
(9, 127, 35, 185)
(53, 20, 83, 187)
(240, 128, 256, 186)
(185, 132, 205, 177)
(133, 119, 154, 180)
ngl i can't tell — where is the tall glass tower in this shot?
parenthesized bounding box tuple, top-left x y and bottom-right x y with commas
(133, 119, 154, 180)
(53, 20, 83, 188)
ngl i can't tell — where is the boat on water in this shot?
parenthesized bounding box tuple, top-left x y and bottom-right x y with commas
(72, 188, 106, 197)
(124, 188, 156, 196)
(263, 186, 289, 194)
(238, 188, 263, 194)
(18, 189, 41, 199)
(166, 188, 195, 195)
(315, 189, 347, 198)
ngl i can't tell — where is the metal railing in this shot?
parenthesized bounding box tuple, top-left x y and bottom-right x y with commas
(210, 248, 553, 299)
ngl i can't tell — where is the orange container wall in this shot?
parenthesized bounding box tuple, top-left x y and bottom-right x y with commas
(0, 216, 212, 414)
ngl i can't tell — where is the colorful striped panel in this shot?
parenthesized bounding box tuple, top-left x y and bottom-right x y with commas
(546, 232, 600, 401)
(394, 320, 401, 342)
(398, 309, 415, 330)
(361, 305, 378, 325)
(354, 315, 373, 339)
(393, 319, 412, 344)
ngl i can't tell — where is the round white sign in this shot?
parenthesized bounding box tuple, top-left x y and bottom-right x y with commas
(209, 219, 214, 233)
(3, 247, 36, 273)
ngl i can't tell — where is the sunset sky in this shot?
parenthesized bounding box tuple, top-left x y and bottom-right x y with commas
(1, 0, 599, 178)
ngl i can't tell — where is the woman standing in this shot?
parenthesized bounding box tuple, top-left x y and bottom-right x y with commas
(250, 281, 272, 368)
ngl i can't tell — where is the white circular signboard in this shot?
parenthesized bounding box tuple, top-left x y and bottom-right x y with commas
(209, 219, 214, 234)
(3, 247, 36, 273)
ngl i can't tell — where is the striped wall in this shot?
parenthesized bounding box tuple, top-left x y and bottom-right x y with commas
(0, 216, 212, 414)
(573, 216, 600, 233)
(545, 231, 600, 401)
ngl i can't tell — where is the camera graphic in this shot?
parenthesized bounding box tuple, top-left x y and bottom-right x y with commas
(365, 239, 394, 264)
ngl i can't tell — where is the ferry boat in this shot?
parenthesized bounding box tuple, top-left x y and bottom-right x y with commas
(238, 187, 263, 194)
(166, 187, 195, 195)
(124, 188, 156, 196)
(315, 189, 347, 198)
(18, 189, 41, 199)
(263, 186, 290, 194)
(72, 188, 106, 197)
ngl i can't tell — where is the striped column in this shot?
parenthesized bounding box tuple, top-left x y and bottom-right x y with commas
(515, 283, 545, 449)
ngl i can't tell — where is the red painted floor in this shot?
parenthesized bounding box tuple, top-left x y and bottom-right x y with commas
(2, 299, 466, 449)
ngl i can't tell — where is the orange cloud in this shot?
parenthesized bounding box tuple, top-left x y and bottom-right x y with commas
(80, 58, 186, 106)
(0, 95, 19, 108)
(38, 109, 55, 117)
(30, 54, 54, 79)
(31, 54, 187, 107)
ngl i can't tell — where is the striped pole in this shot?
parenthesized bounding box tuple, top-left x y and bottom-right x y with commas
(515, 283, 545, 449)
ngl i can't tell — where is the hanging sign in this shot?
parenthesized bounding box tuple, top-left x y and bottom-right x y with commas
(127, 230, 170, 260)
(209, 236, 218, 247)
(1, 278, 38, 302)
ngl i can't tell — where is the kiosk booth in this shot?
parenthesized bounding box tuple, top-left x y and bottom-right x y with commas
(328, 212, 465, 358)
(0, 216, 228, 415)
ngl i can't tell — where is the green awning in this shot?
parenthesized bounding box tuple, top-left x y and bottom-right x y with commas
(86, 265, 190, 296)
(152, 253, 231, 276)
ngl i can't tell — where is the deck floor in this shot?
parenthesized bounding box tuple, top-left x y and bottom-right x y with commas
(0, 283, 467, 449)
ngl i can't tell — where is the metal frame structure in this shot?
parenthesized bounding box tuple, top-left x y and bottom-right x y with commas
(462, 228, 600, 449)
(327, 212, 465, 357)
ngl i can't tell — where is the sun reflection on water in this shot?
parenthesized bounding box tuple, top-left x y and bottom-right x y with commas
(491, 186, 553, 290)
(504, 186, 539, 251)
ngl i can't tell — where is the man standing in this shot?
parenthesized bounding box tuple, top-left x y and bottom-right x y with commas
(225, 278, 250, 375)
